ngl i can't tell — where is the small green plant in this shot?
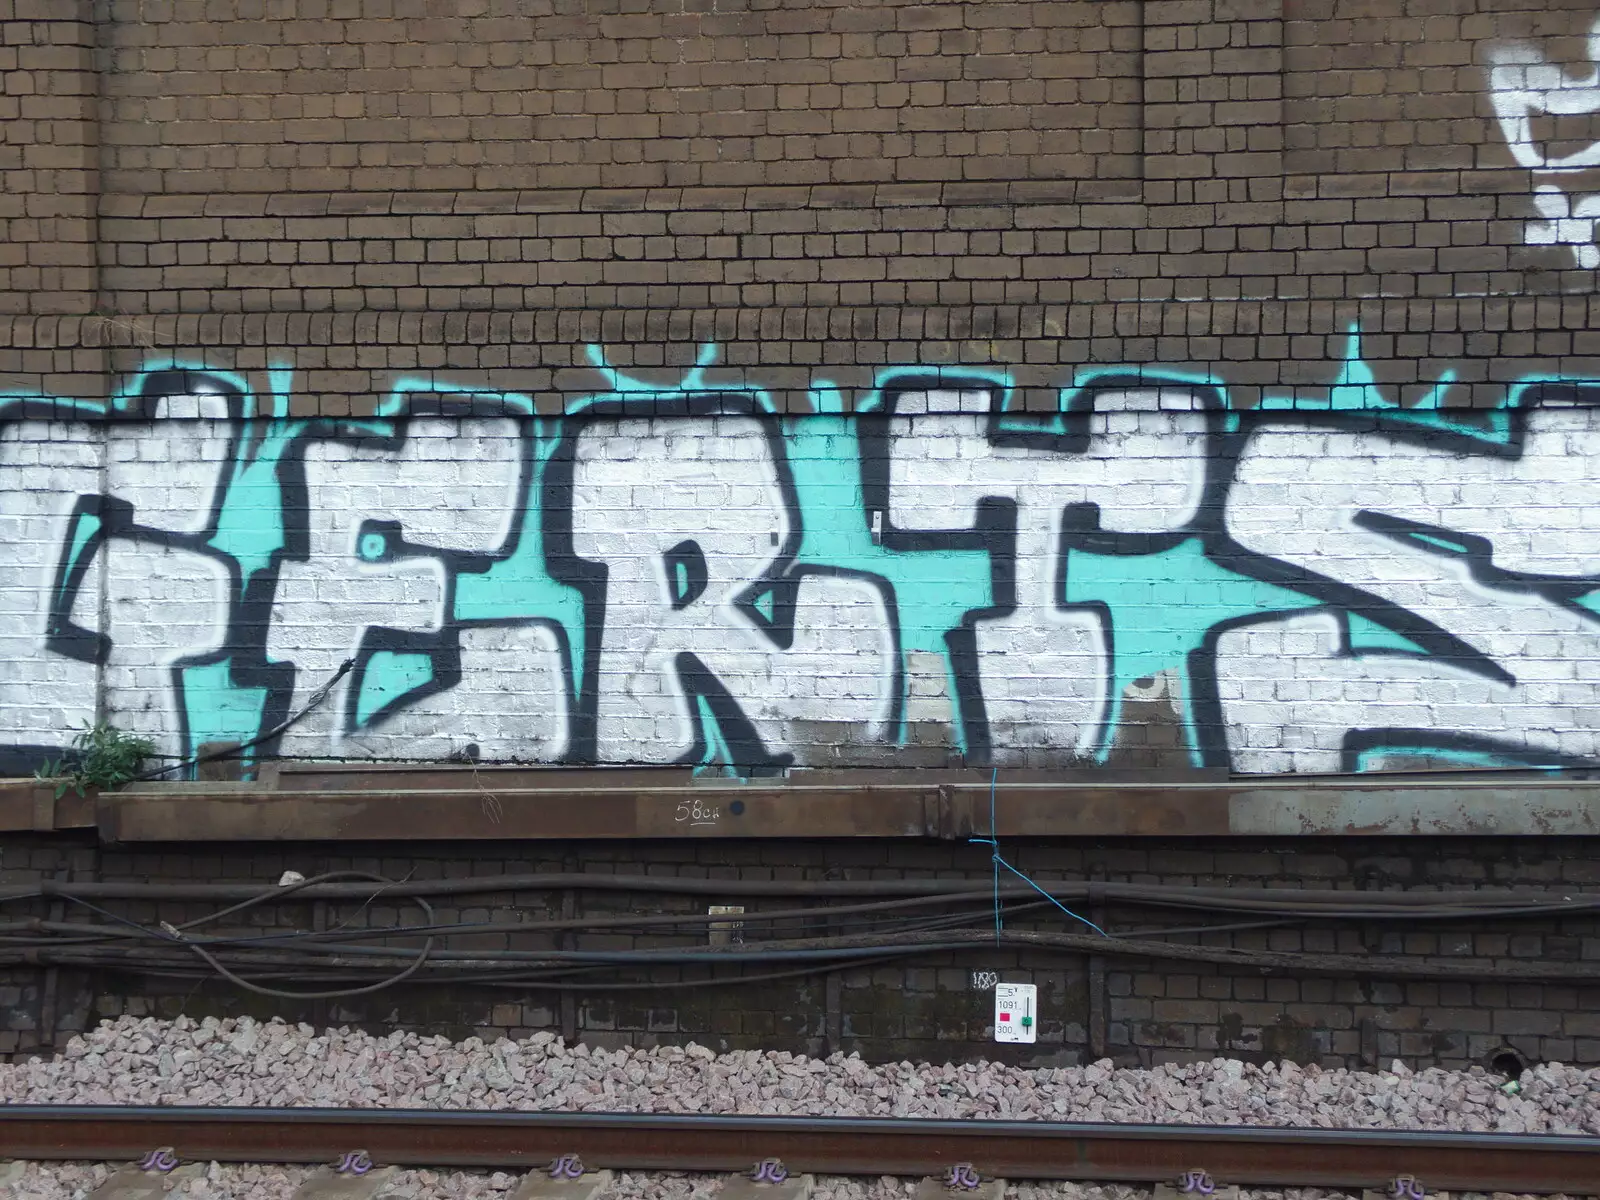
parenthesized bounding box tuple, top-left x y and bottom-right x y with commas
(35, 722, 158, 799)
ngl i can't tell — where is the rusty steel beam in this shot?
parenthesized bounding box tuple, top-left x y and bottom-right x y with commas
(63, 774, 1600, 840)
(0, 780, 95, 832)
(1, 1107, 1597, 1192)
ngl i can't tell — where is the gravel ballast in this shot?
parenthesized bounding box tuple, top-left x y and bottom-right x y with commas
(3, 1015, 1597, 1134)
(2, 1016, 1598, 1197)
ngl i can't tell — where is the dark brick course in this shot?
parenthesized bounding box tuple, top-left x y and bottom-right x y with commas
(3, 833, 1597, 1070)
(3, 2, 1600, 405)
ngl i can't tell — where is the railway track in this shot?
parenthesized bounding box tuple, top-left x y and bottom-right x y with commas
(2, 1106, 1599, 1195)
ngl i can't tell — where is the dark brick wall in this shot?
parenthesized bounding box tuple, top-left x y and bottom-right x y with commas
(5, 1, 1600, 403)
(5, 834, 1597, 1070)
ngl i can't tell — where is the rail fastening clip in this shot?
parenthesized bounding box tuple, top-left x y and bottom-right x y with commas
(137, 1148, 179, 1174)
(945, 1162, 983, 1191)
(750, 1158, 790, 1184)
(1178, 1169, 1216, 1196)
(333, 1150, 373, 1176)
(550, 1154, 586, 1180)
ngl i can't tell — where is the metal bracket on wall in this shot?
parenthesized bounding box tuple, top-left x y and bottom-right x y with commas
(1087, 875, 1108, 1061)
(708, 905, 745, 947)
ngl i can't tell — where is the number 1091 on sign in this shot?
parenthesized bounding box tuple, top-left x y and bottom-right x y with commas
(993, 982, 1037, 1045)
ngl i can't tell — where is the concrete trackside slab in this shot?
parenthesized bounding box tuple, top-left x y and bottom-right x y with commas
(510, 1167, 614, 1200)
(291, 1165, 398, 1200)
(87, 1163, 205, 1199)
(911, 1176, 1005, 1200)
(717, 1171, 815, 1200)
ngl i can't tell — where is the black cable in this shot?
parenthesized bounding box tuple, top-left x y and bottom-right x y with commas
(160, 871, 436, 1000)
(12, 924, 1600, 982)
(1120, 918, 1303, 939)
(134, 658, 354, 781)
(3, 867, 1595, 1000)
(8, 873, 1595, 914)
(410, 953, 921, 991)
(0, 897, 1169, 967)
(42, 954, 917, 993)
(0, 894, 1010, 956)
(1, 891, 1587, 965)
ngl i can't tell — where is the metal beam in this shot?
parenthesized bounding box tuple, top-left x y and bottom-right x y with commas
(66, 774, 1600, 840)
(0, 780, 94, 832)
(2, 1107, 1597, 1192)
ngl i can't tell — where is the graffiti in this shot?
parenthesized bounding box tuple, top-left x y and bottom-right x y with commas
(4, 336, 1600, 776)
(1210, 404, 1600, 773)
(1488, 17, 1600, 268)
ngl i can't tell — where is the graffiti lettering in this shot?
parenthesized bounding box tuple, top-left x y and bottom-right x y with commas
(565, 405, 895, 772)
(3, 341, 1599, 776)
(1211, 405, 1600, 772)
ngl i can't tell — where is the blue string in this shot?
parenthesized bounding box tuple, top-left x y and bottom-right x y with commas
(990, 765, 1001, 942)
(970, 767, 1108, 941)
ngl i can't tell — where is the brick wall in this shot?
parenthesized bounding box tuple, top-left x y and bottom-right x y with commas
(0, 0, 98, 319)
(9, 392, 1600, 775)
(4, 17, 1600, 854)
(4, 833, 1597, 1069)
(5, 1, 1600, 383)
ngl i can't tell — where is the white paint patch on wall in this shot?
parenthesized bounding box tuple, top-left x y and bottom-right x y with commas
(0, 422, 102, 756)
(367, 622, 571, 763)
(100, 540, 231, 761)
(1487, 19, 1600, 268)
(106, 415, 228, 538)
(270, 429, 475, 758)
(94, 418, 237, 760)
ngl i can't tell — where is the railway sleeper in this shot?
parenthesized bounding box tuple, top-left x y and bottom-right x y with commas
(911, 1161, 1006, 1198)
(1154, 1173, 1240, 1200)
(289, 1160, 399, 1200)
(84, 1160, 204, 1200)
(509, 1155, 613, 1200)
(715, 1157, 814, 1200)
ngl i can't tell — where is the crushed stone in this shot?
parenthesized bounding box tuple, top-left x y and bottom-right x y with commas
(3, 1016, 1595, 1135)
(3, 1016, 1597, 1197)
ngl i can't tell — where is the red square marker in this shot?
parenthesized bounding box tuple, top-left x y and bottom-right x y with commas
(999, 1012, 1010, 1021)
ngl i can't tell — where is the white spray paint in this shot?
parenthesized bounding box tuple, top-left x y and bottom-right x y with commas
(1488, 20, 1600, 268)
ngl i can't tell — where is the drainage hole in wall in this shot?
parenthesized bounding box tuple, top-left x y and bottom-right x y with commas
(1489, 1046, 1529, 1078)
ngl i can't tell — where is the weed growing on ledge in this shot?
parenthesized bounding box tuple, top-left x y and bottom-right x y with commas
(35, 722, 157, 799)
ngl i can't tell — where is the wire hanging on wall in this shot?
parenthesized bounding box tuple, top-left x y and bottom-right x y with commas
(970, 768, 1108, 943)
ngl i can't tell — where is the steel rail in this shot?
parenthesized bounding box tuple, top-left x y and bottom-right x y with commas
(2, 1107, 1597, 1192)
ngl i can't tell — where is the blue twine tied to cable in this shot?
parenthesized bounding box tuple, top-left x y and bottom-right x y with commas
(969, 767, 1108, 942)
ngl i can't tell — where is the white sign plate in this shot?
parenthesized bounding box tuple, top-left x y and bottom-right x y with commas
(993, 981, 1037, 1044)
